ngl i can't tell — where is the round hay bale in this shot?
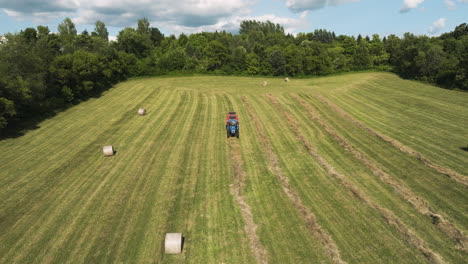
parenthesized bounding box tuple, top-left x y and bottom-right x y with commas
(284, 77, 289, 82)
(165, 233, 183, 254)
(138, 108, 146, 116)
(262, 81, 268, 87)
(103, 145, 114, 156)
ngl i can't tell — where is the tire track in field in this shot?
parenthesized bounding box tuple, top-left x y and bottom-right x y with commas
(241, 96, 346, 264)
(292, 94, 468, 252)
(228, 140, 269, 264)
(316, 95, 468, 188)
(267, 94, 445, 264)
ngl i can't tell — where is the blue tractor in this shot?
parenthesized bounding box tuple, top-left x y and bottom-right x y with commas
(226, 119, 239, 138)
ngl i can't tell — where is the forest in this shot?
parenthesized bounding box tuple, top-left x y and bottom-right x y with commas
(0, 18, 467, 131)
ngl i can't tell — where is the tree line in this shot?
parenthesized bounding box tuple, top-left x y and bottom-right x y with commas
(0, 18, 467, 132)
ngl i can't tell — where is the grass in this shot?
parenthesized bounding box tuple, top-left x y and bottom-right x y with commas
(0, 72, 467, 263)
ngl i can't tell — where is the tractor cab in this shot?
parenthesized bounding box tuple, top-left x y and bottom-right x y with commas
(226, 118, 239, 138)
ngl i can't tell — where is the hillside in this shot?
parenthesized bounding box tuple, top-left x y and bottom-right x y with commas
(0, 72, 467, 263)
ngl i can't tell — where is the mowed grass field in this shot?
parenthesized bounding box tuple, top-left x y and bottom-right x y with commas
(1, 72, 467, 264)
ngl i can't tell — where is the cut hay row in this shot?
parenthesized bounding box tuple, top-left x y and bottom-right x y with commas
(322, 77, 467, 176)
(316, 95, 468, 188)
(229, 141, 269, 264)
(174, 93, 255, 264)
(241, 96, 346, 264)
(292, 94, 468, 252)
(115, 92, 200, 263)
(223, 93, 331, 263)
(266, 94, 445, 264)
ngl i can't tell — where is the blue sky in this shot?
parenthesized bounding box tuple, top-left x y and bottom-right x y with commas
(0, 0, 466, 39)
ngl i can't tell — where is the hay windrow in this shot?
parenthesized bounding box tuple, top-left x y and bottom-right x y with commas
(291, 94, 468, 252)
(229, 141, 269, 264)
(316, 95, 468, 188)
(241, 96, 346, 264)
(267, 94, 445, 264)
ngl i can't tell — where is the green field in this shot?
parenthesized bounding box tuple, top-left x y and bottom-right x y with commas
(1, 72, 467, 263)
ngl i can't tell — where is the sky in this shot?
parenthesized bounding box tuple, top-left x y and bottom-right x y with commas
(0, 0, 467, 39)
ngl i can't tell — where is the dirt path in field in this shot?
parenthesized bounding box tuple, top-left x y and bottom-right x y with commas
(267, 94, 445, 264)
(228, 141, 269, 264)
(241, 96, 346, 264)
(317, 95, 468, 188)
(292, 94, 468, 253)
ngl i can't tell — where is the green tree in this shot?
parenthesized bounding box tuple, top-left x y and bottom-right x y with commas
(117, 27, 153, 58)
(58, 18, 77, 53)
(137, 18, 151, 35)
(245, 53, 260, 75)
(93, 20, 109, 41)
(353, 41, 372, 70)
(150, 27, 164, 46)
(266, 46, 286, 76)
(0, 97, 16, 128)
(284, 44, 304, 76)
(240, 20, 284, 35)
(158, 47, 187, 72)
(231, 46, 247, 72)
(204, 40, 230, 70)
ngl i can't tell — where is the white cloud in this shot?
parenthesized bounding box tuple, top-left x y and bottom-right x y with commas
(2, 9, 73, 23)
(283, 0, 358, 13)
(74, 0, 251, 27)
(0, 0, 79, 13)
(0, 0, 311, 35)
(1, 0, 253, 30)
(429, 18, 446, 34)
(444, 0, 456, 9)
(400, 0, 425, 13)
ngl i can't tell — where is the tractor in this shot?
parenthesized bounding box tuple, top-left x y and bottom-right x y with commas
(226, 112, 239, 138)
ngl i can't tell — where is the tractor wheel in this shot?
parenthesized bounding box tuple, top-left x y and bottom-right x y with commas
(236, 131, 239, 139)
(227, 131, 230, 138)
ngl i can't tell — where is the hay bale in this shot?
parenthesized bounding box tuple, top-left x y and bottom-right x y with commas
(138, 108, 146, 116)
(103, 145, 114, 156)
(284, 77, 289, 82)
(262, 81, 268, 87)
(165, 233, 183, 254)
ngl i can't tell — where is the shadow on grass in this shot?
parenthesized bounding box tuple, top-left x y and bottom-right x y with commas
(181, 236, 185, 252)
(0, 113, 52, 140)
(460, 146, 468, 152)
(0, 85, 117, 141)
